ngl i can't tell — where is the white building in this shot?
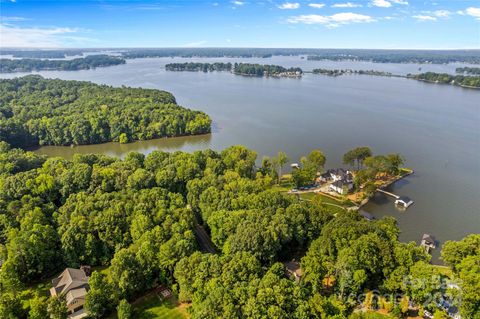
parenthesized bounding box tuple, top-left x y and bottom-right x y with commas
(329, 179, 353, 194)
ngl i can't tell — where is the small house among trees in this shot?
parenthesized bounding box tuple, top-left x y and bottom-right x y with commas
(284, 261, 302, 283)
(50, 268, 90, 319)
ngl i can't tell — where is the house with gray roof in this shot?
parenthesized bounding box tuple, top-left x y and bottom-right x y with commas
(50, 268, 89, 319)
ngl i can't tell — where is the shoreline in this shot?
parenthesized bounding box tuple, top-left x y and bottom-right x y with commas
(358, 169, 414, 209)
(26, 132, 213, 153)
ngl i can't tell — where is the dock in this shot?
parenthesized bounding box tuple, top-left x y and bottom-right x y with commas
(420, 234, 437, 254)
(376, 188, 399, 199)
(376, 189, 414, 208)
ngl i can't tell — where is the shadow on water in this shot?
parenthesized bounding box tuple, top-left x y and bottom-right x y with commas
(32, 133, 213, 159)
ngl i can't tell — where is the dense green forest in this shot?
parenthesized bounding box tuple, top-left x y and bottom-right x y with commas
(0, 49, 87, 59)
(121, 48, 480, 63)
(165, 62, 303, 77)
(165, 62, 232, 72)
(2, 48, 479, 63)
(0, 142, 478, 318)
(0, 55, 126, 73)
(0, 76, 211, 147)
(233, 63, 302, 77)
(408, 72, 480, 88)
(312, 69, 393, 77)
(456, 66, 480, 75)
(306, 50, 480, 64)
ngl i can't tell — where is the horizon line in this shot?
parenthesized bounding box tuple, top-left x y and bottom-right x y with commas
(1, 47, 480, 51)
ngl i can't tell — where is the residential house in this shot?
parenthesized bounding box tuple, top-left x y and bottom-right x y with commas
(319, 171, 331, 183)
(284, 260, 302, 283)
(329, 179, 353, 195)
(50, 268, 90, 319)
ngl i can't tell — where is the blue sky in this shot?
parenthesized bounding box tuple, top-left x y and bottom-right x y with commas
(1, 0, 479, 49)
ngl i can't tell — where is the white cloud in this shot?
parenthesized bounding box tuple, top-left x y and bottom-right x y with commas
(465, 7, 480, 19)
(278, 2, 300, 9)
(232, 1, 244, 6)
(308, 3, 325, 9)
(0, 24, 94, 47)
(288, 12, 374, 27)
(331, 2, 362, 8)
(390, 0, 408, 5)
(412, 15, 436, 21)
(0, 16, 27, 21)
(432, 10, 450, 18)
(371, 0, 392, 8)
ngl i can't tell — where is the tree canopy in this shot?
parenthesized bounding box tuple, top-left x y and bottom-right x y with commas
(0, 142, 476, 318)
(0, 76, 211, 147)
(0, 55, 126, 73)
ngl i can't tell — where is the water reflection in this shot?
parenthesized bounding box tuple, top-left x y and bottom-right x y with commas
(33, 134, 212, 158)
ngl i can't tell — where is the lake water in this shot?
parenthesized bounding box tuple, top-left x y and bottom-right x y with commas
(1, 57, 479, 262)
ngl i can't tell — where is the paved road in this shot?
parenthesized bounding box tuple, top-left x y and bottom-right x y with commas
(194, 224, 217, 254)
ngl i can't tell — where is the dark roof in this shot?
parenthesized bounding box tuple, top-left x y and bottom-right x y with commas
(422, 233, 436, 243)
(398, 196, 412, 203)
(328, 168, 347, 176)
(51, 268, 89, 296)
(331, 180, 344, 187)
(284, 261, 302, 276)
(332, 179, 352, 188)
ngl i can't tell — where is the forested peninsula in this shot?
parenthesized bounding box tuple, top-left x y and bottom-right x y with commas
(311, 68, 480, 88)
(0, 55, 126, 73)
(407, 72, 480, 88)
(0, 75, 211, 147)
(0, 142, 478, 319)
(455, 66, 480, 75)
(165, 62, 232, 72)
(312, 68, 394, 77)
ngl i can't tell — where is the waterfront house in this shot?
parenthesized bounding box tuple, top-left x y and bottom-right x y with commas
(329, 179, 353, 194)
(420, 234, 437, 253)
(395, 196, 414, 208)
(329, 168, 347, 181)
(319, 171, 331, 183)
(50, 268, 90, 319)
(327, 168, 353, 182)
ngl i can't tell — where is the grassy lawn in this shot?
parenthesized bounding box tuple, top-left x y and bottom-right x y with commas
(434, 265, 454, 278)
(106, 292, 189, 319)
(130, 294, 188, 319)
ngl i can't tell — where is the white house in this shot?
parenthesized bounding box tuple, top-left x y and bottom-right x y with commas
(327, 168, 353, 182)
(329, 179, 353, 194)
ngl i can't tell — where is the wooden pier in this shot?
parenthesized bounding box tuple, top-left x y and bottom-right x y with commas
(376, 189, 414, 208)
(376, 188, 400, 199)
